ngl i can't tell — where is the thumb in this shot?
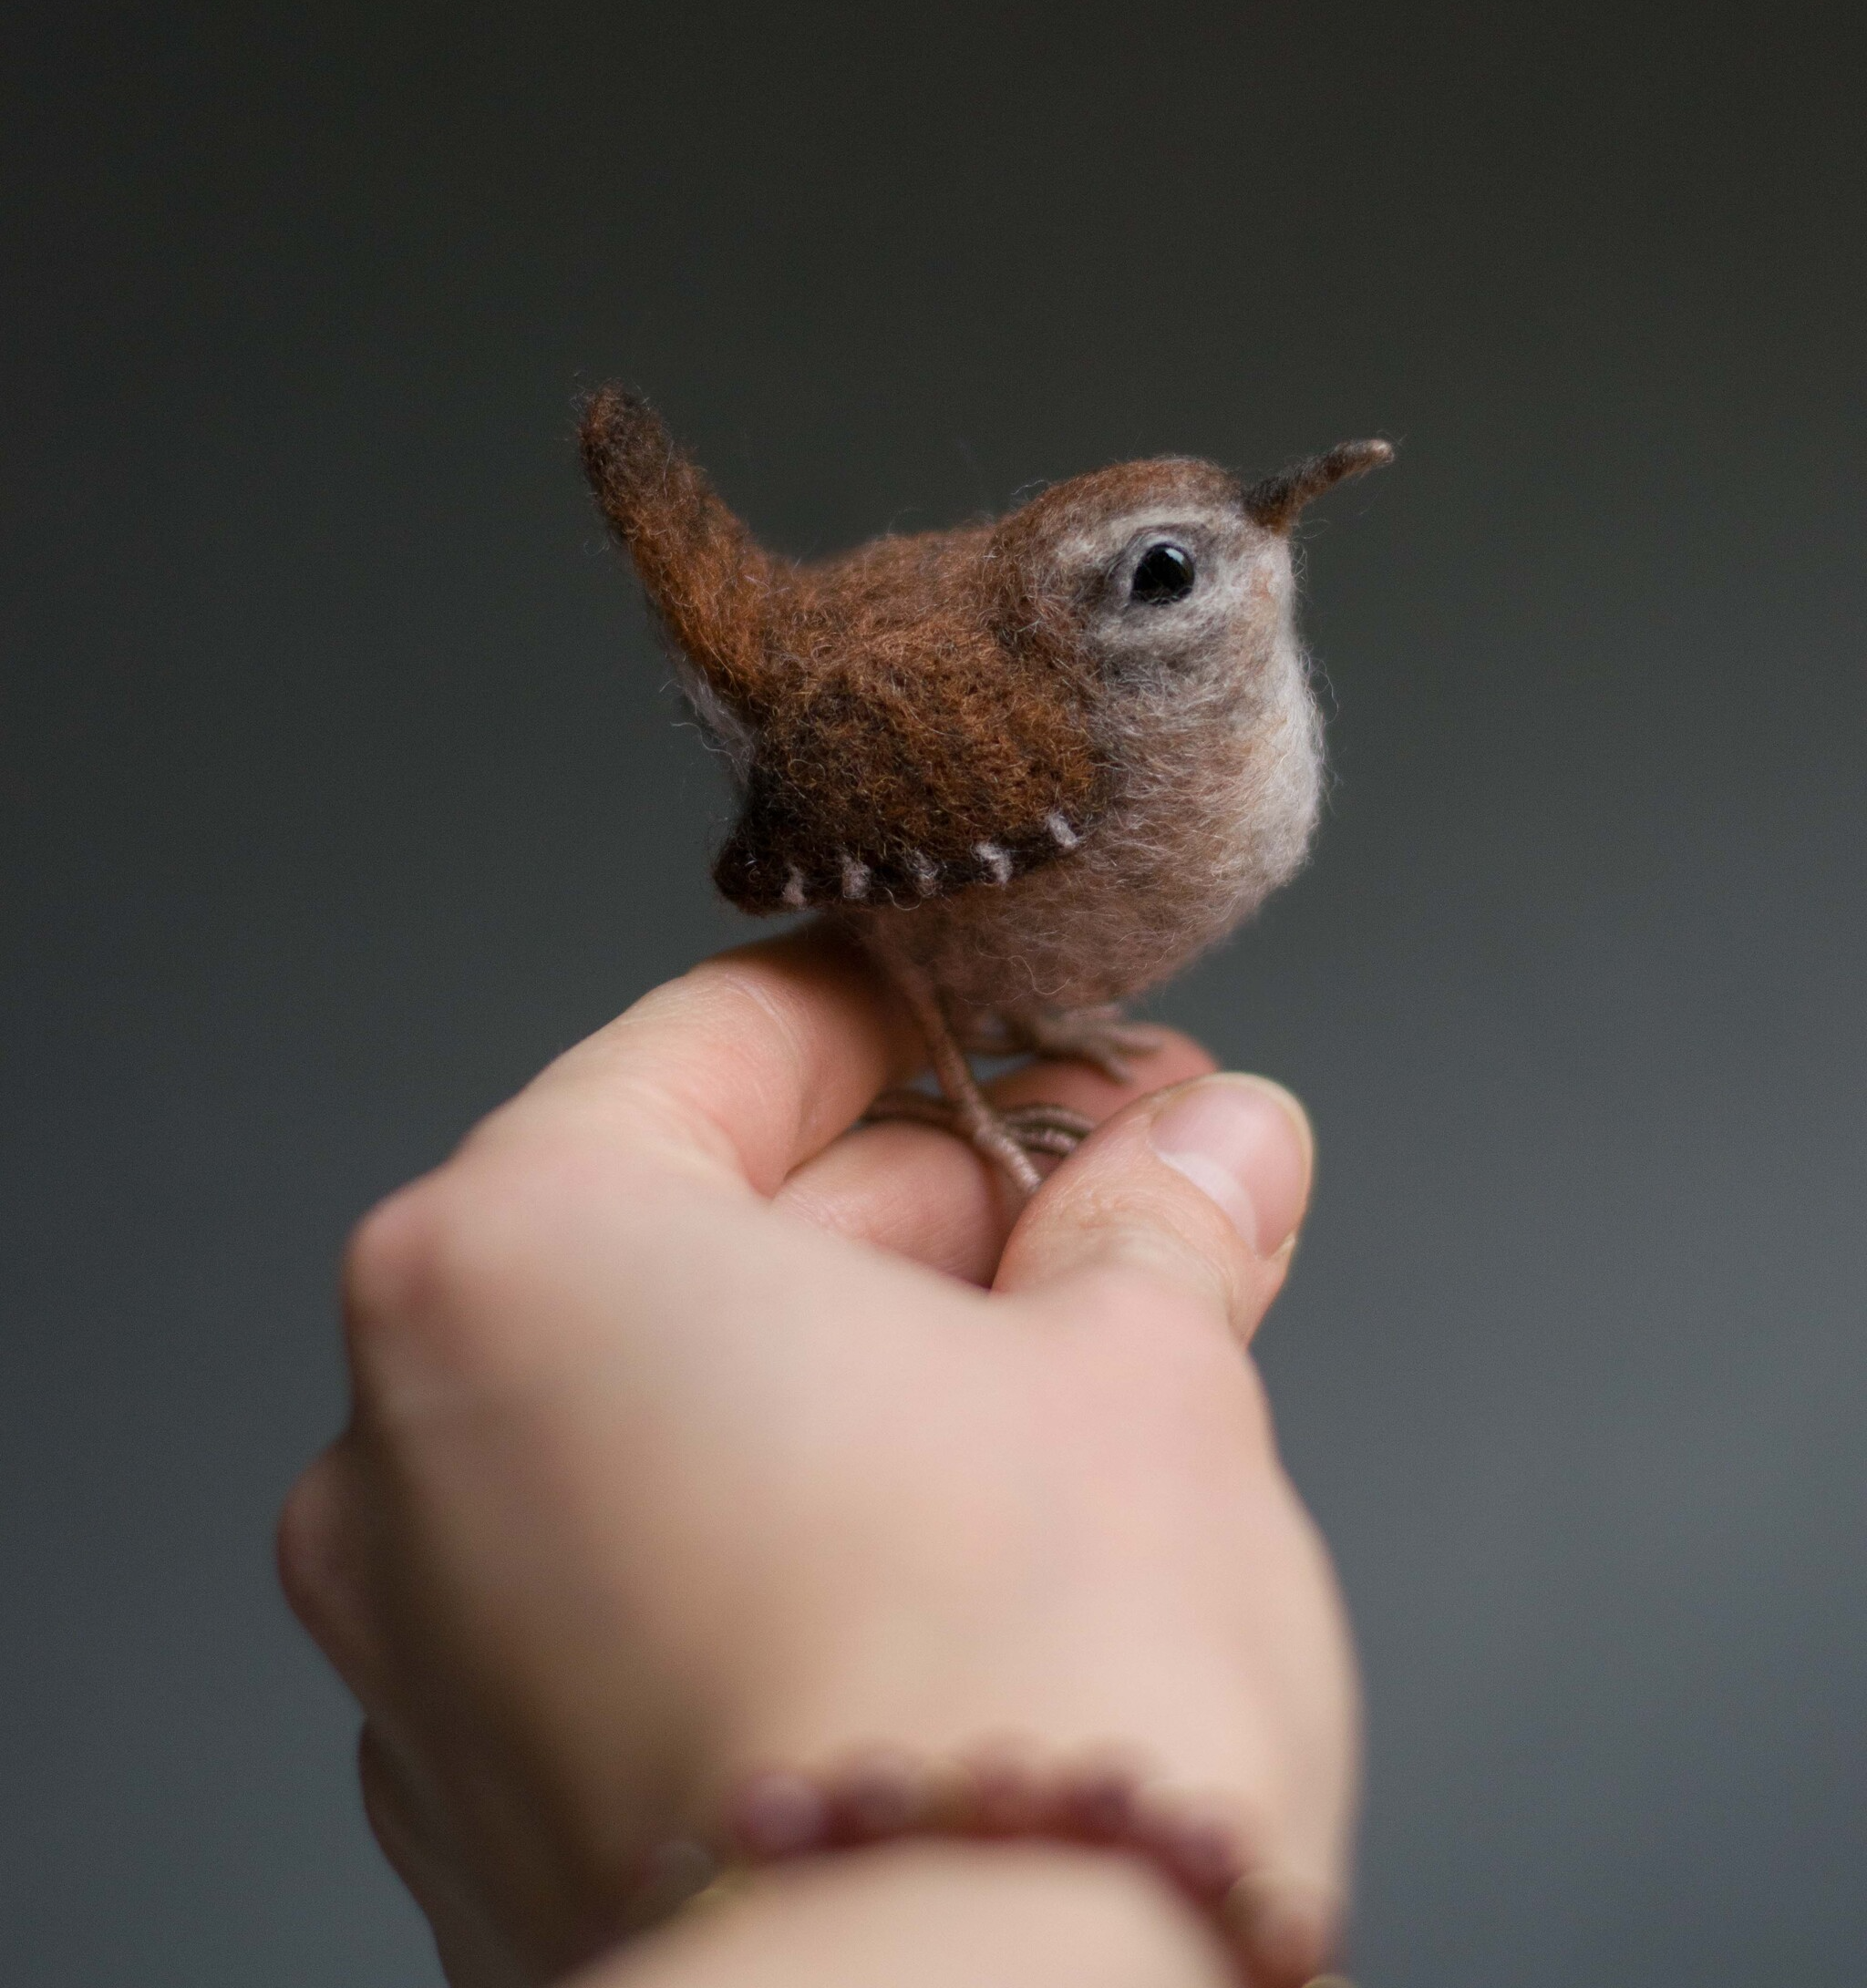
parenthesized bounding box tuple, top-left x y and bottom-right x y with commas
(994, 1074, 1315, 1344)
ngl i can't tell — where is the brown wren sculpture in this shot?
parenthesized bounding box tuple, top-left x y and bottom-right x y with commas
(581, 388, 1390, 1192)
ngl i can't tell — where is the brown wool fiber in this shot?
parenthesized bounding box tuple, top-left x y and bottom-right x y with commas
(580, 387, 1390, 1189)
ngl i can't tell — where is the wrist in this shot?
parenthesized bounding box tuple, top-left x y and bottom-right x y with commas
(572, 1838, 1236, 1988)
(608, 1750, 1338, 1988)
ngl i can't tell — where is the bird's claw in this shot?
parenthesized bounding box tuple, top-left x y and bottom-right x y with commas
(864, 1089, 1095, 1161)
(965, 1004, 1170, 1085)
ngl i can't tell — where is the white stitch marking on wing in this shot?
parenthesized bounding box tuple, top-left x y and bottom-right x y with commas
(1046, 812, 1079, 850)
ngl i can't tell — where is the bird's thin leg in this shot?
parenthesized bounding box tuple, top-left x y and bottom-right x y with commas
(873, 955, 1044, 1196)
(960, 1004, 1171, 1086)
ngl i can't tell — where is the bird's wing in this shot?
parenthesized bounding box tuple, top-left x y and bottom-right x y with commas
(710, 658, 1105, 913)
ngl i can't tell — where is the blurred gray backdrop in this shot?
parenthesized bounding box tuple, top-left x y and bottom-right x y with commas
(5, 4, 1863, 1983)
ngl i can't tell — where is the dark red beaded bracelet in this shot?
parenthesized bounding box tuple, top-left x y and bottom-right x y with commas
(623, 1752, 1348, 1988)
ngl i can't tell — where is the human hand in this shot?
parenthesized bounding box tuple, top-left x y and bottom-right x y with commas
(279, 929, 1356, 1987)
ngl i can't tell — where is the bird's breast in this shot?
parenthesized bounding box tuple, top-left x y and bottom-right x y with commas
(859, 638, 1323, 1017)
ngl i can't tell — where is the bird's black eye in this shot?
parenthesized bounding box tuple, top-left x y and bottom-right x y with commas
(1129, 542, 1196, 605)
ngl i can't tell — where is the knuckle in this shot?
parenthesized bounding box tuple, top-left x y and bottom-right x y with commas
(340, 1169, 517, 1383)
(1047, 1255, 1281, 1446)
(274, 1453, 341, 1631)
(1075, 1214, 1243, 1332)
(1070, 1252, 1221, 1336)
(275, 1447, 384, 1689)
(343, 1183, 446, 1327)
(356, 1725, 423, 1883)
(1029, 1273, 1280, 1478)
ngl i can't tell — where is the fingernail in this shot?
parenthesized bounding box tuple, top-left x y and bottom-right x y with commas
(1149, 1076, 1313, 1258)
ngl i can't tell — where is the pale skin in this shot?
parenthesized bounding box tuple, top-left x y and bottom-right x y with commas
(278, 927, 1359, 1988)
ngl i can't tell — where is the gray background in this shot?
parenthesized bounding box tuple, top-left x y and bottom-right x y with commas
(5, 4, 1863, 1983)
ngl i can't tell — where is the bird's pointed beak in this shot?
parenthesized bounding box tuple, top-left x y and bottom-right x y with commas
(1243, 438, 1394, 531)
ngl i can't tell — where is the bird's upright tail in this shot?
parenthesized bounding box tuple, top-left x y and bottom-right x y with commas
(579, 386, 779, 720)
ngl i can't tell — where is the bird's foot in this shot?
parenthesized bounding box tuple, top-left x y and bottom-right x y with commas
(963, 1004, 1171, 1086)
(865, 1089, 1095, 1162)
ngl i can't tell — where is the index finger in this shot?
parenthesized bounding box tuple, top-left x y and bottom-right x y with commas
(462, 924, 923, 1196)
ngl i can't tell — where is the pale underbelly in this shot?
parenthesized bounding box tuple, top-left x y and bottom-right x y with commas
(848, 685, 1321, 1018)
(853, 807, 1296, 1018)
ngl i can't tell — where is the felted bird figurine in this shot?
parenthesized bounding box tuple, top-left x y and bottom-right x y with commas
(580, 388, 1390, 1192)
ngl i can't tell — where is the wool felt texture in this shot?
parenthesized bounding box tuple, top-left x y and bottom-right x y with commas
(581, 388, 1389, 1186)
